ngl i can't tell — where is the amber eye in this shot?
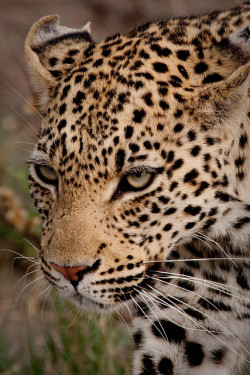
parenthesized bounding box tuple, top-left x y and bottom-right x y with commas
(112, 166, 161, 200)
(34, 164, 58, 185)
(126, 172, 152, 189)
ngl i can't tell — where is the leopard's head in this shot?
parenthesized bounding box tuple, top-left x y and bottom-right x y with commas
(25, 15, 250, 311)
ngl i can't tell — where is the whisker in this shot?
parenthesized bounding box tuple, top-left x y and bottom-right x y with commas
(23, 238, 40, 253)
(151, 271, 249, 299)
(150, 270, 243, 292)
(10, 105, 39, 135)
(7, 141, 36, 146)
(147, 276, 250, 359)
(1, 248, 39, 264)
(145, 285, 250, 362)
(4, 80, 48, 126)
(143, 257, 250, 264)
(15, 274, 45, 307)
(115, 301, 133, 338)
(195, 231, 238, 267)
(136, 286, 201, 332)
(130, 294, 169, 343)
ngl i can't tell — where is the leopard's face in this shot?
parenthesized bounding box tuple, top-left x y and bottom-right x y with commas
(26, 14, 250, 312)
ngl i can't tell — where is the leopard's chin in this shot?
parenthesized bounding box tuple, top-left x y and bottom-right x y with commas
(65, 291, 127, 314)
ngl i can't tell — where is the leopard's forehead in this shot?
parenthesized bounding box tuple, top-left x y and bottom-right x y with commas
(40, 25, 237, 171)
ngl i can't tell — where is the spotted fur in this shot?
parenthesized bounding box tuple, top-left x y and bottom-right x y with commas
(25, 3, 250, 374)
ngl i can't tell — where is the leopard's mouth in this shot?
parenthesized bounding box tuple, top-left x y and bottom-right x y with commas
(51, 276, 144, 313)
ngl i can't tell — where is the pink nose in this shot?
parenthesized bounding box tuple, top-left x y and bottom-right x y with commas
(50, 263, 89, 282)
(50, 259, 101, 285)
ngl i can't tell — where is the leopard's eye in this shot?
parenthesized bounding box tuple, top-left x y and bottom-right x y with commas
(126, 172, 152, 189)
(112, 167, 161, 200)
(34, 164, 58, 185)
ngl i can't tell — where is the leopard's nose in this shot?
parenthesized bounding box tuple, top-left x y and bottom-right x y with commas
(50, 259, 101, 286)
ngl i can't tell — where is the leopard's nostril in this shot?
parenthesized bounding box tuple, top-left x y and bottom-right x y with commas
(50, 259, 101, 286)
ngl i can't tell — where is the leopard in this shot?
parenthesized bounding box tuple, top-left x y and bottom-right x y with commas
(24, 3, 250, 374)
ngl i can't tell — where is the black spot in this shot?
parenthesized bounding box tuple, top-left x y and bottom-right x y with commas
(176, 50, 190, 61)
(133, 331, 143, 350)
(174, 93, 184, 103)
(61, 85, 71, 100)
(143, 92, 153, 106)
(174, 109, 183, 118)
(172, 159, 183, 170)
(159, 196, 170, 204)
(206, 137, 217, 146)
(184, 308, 204, 321)
(185, 222, 196, 229)
(239, 134, 248, 148)
(236, 269, 249, 289)
(49, 70, 62, 79)
(164, 208, 176, 215)
(63, 57, 74, 64)
(133, 109, 146, 123)
(235, 156, 245, 167)
(131, 60, 143, 70)
(211, 348, 226, 364)
(142, 354, 156, 375)
(139, 49, 150, 59)
(198, 298, 232, 311)
(113, 136, 119, 146)
(203, 73, 223, 84)
(73, 90, 86, 105)
(173, 123, 184, 133)
(178, 64, 189, 79)
(158, 87, 168, 96)
(178, 279, 195, 291)
(93, 58, 103, 67)
(152, 320, 186, 343)
(167, 151, 174, 163)
(194, 181, 209, 196)
(169, 182, 178, 191)
(58, 119, 67, 132)
(194, 62, 208, 74)
(152, 203, 160, 213)
(215, 191, 230, 202)
(144, 141, 152, 150)
(191, 146, 201, 156)
(184, 205, 201, 216)
(158, 357, 173, 375)
(59, 103, 66, 115)
(163, 223, 172, 231)
(184, 169, 199, 183)
(75, 74, 83, 84)
(153, 62, 168, 73)
(233, 217, 250, 229)
(151, 43, 172, 57)
(202, 218, 216, 230)
(139, 214, 149, 222)
(185, 342, 204, 366)
(102, 48, 111, 57)
(159, 100, 169, 110)
(187, 131, 196, 141)
(49, 57, 58, 67)
(129, 143, 140, 153)
(116, 149, 125, 172)
(124, 126, 134, 139)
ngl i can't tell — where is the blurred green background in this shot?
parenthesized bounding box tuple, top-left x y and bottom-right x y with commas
(0, 0, 248, 374)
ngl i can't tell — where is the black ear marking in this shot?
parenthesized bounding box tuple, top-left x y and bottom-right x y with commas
(25, 15, 93, 111)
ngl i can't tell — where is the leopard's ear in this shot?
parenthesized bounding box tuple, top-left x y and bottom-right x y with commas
(198, 62, 250, 123)
(193, 27, 250, 126)
(25, 15, 92, 112)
